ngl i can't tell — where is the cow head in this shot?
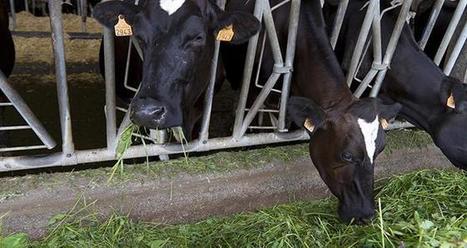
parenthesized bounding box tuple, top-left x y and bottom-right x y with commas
(288, 96, 401, 223)
(431, 77, 467, 170)
(94, 0, 260, 138)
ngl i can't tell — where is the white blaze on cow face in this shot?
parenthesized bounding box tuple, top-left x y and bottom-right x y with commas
(357, 116, 380, 164)
(160, 0, 186, 15)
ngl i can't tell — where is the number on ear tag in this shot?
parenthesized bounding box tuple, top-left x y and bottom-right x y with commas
(447, 94, 456, 109)
(303, 118, 315, 133)
(114, 15, 133, 37)
(216, 25, 234, 42)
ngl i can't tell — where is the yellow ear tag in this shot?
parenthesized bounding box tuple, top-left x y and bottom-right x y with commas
(447, 94, 456, 109)
(216, 25, 234, 42)
(303, 118, 315, 133)
(380, 118, 389, 130)
(114, 15, 133, 37)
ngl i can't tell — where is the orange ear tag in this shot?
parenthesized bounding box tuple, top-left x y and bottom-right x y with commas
(114, 15, 133, 37)
(216, 25, 234, 42)
(380, 118, 389, 130)
(303, 118, 315, 132)
(447, 94, 456, 109)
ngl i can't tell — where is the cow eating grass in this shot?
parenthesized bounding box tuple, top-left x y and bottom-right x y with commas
(93, 0, 260, 141)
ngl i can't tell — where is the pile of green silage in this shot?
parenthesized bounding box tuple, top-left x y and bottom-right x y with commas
(1, 169, 466, 248)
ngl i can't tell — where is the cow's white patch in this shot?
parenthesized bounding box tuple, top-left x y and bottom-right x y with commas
(357, 116, 379, 164)
(160, 0, 185, 15)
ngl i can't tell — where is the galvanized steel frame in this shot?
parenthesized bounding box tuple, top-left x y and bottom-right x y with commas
(0, 0, 465, 172)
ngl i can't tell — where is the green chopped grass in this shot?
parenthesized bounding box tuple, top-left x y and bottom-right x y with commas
(3, 169, 465, 247)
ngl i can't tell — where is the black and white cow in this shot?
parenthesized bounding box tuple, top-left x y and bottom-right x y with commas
(326, 0, 467, 170)
(93, 0, 260, 140)
(221, 0, 401, 223)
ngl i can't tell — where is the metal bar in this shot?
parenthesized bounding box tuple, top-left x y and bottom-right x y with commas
(124, 39, 139, 93)
(130, 37, 144, 59)
(0, 145, 47, 153)
(9, 0, 16, 30)
(443, 21, 466, 75)
(330, 0, 349, 49)
(433, 0, 467, 65)
(32, 0, 35, 15)
(262, 0, 284, 65)
(0, 130, 309, 172)
(0, 71, 56, 149)
(81, 0, 88, 33)
(199, 0, 226, 143)
(232, 0, 264, 138)
(239, 73, 281, 136)
(24, 0, 29, 13)
(370, 0, 414, 97)
(353, 0, 382, 98)
(0, 103, 14, 107)
(277, 0, 300, 132)
(103, 28, 118, 152)
(418, 0, 445, 50)
(345, 0, 378, 87)
(245, 108, 279, 113)
(49, 0, 75, 155)
(0, 125, 31, 131)
(387, 121, 414, 130)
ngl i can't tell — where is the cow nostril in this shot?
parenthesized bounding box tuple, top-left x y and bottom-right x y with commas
(147, 106, 165, 116)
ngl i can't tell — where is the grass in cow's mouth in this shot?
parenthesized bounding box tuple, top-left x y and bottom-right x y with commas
(108, 124, 189, 182)
(3, 169, 465, 247)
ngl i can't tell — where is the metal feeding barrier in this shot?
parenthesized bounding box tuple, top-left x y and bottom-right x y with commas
(8, 0, 90, 32)
(0, 0, 465, 172)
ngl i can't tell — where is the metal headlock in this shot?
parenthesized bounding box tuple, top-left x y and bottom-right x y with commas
(0, 0, 465, 172)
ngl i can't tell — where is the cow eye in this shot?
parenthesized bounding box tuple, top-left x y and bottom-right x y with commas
(341, 152, 353, 162)
(190, 34, 205, 46)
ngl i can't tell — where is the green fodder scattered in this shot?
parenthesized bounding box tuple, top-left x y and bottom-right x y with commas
(5, 169, 464, 247)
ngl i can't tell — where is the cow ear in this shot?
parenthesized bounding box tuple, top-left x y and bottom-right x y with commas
(214, 11, 261, 44)
(287, 96, 326, 134)
(440, 77, 467, 113)
(93, 1, 141, 29)
(376, 99, 401, 128)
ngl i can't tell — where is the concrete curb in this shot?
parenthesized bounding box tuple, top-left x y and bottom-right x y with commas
(0, 145, 452, 239)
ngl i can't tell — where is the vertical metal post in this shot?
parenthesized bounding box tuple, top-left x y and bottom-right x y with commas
(32, 0, 36, 15)
(24, 0, 29, 13)
(232, 0, 264, 139)
(199, 0, 226, 143)
(418, 0, 445, 50)
(9, 0, 16, 30)
(277, 0, 300, 131)
(330, 0, 349, 49)
(103, 28, 118, 151)
(345, 0, 378, 87)
(443, 21, 466, 75)
(370, 0, 414, 97)
(80, 0, 87, 33)
(353, 0, 382, 98)
(48, 0, 75, 155)
(433, 0, 467, 65)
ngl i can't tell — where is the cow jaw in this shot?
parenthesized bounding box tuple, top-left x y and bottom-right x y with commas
(357, 116, 379, 163)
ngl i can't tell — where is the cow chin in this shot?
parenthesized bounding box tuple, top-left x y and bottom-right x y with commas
(337, 194, 375, 225)
(432, 114, 467, 170)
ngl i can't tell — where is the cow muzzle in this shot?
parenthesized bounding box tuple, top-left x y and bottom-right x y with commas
(129, 97, 182, 129)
